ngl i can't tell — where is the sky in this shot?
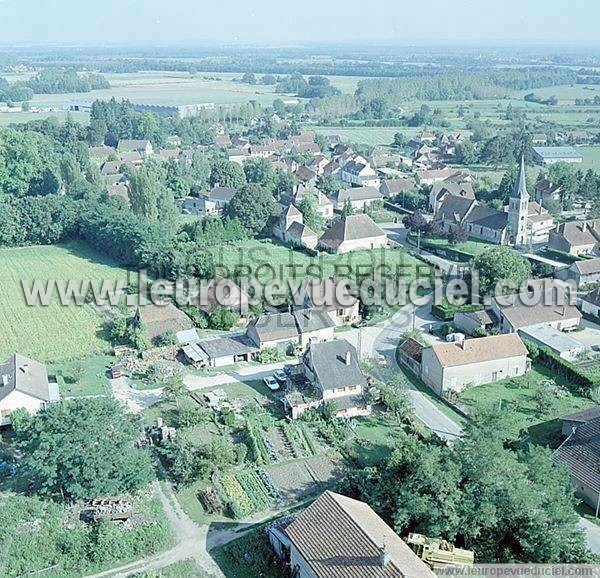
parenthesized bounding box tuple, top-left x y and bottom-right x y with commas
(0, 0, 598, 47)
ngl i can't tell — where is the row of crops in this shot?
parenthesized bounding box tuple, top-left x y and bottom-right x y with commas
(218, 469, 282, 519)
(282, 421, 317, 459)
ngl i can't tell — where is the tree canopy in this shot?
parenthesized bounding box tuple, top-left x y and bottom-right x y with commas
(15, 398, 154, 500)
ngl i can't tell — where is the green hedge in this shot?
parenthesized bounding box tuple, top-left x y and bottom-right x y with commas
(525, 340, 600, 388)
(431, 302, 483, 321)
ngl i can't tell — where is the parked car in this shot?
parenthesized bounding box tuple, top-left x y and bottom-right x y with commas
(263, 376, 280, 391)
(352, 319, 368, 328)
(273, 369, 287, 383)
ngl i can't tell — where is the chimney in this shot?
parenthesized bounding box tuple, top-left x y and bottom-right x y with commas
(1, 375, 8, 387)
(379, 543, 390, 568)
(345, 351, 352, 365)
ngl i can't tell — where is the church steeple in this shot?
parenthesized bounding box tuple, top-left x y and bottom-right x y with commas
(511, 154, 529, 200)
(507, 155, 530, 247)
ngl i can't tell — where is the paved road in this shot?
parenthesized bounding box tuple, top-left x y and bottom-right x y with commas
(370, 292, 464, 442)
(578, 518, 600, 554)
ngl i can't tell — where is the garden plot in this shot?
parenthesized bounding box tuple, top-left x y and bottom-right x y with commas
(266, 455, 342, 505)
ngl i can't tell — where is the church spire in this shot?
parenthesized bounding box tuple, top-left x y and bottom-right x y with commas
(511, 154, 529, 200)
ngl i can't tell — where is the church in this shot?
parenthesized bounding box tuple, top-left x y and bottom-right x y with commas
(434, 156, 554, 247)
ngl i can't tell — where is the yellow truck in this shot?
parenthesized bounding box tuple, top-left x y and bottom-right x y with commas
(407, 533, 474, 568)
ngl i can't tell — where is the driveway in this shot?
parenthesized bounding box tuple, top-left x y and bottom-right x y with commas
(573, 319, 600, 349)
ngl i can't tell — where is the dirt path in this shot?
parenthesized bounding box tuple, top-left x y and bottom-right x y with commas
(86, 474, 224, 578)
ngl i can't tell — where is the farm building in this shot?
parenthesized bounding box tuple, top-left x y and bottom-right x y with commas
(518, 323, 587, 362)
(556, 258, 600, 288)
(134, 303, 194, 343)
(532, 146, 583, 165)
(182, 333, 258, 368)
(318, 214, 387, 254)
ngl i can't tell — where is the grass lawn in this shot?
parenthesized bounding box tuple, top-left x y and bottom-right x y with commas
(578, 146, 600, 171)
(459, 365, 595, 447)
(47, 354, 113, 398)
(212, 525, 282, 578)
(208, 239, 429, 285)
(409, 233, 494, 257)
(0, 241, 128, 362)
(349, 412, 405, 467)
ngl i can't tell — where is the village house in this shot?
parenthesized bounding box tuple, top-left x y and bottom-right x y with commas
(339, 158, 381, 188)
(534, 179, 562, 205)
(294, 165, 318, 185)
(318, 214, 387, 254)
(246, 309, 335, 352)
(284, 339, 370, 419)
(88, 145, 116, 160)
(330, 185, 383, 211)
(549, 219, 600, 256)
(292, 277, 360, 326)
(531, 133, 548, 145)
(182, 187, 238, 216)
(555, 411, 600, 512)
(452, 309, 495, 336)
(533, 146, 583, 165)
(420, 334, 529, 395)
(134, 303, 195, 343)
(415, 167, 471, 187)
(107, 183, 130, 205)
(117, 139, 154, 156)
(119, 151, 144, 166)
(428, 182, 475, 214)
(526, 201, 555, 242)
(273, 204, 319, 250)
(581, 288, 600, 318)
(194, 276, 249, 318)
(268, 490, 434, 578)
(556, 258, 600, 288)
(0, 354, 60, 426)
(379, 178, 415, 199)
(488, 282, 581, 333)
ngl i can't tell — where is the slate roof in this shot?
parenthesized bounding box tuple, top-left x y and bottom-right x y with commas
(304, 339, 366, 392)
(209, 186, 238, 202)
(428, 334, 528, 368)
(431, 181, 475, 201)
(465, 205, 508, 231)
(555, 416, 600, 493)
(562, 406, 600, 425)
(511, 156, 529, 200)
(436, 196, 476, 222)
(283, 491, 434, 578)
(582, 288, 600, 308)
(287, 221, 318, 239)
(0, 353, 52, 403)
(318, 215, 385, 250)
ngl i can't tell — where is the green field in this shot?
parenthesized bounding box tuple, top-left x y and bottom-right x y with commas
(0, 242, 127, 362)
(459, 365, 594, 447)
(0, 110, 90, 126)
(578, 146, 600, 171)
(208, 239, 428, 285)
(312, 126, 420, 147)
